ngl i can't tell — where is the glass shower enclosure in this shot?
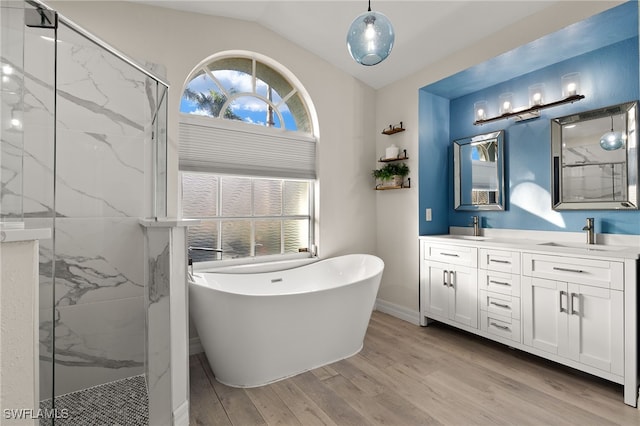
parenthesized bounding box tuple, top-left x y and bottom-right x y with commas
(1, 0, 168, 423)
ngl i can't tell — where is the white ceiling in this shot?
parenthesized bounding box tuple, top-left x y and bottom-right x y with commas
(130, 1, 563, 89)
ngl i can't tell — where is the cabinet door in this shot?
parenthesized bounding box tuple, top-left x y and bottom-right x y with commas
(522, 277, 569, 357)
(567, 284, 624, 375)
(425, 262, 450, 318)
(448, 265, 478, 328)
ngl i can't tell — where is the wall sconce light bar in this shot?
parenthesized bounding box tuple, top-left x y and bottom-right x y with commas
(473, 94, 585, 126)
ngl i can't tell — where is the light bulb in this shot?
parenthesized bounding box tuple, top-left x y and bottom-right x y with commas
(529, 84, 545, 107)
(532, 93, 542, 104)
(502, 101, 510, 111)
(476, 108, 484, 119)
(2, 64, 12, 75)
(562, 73, 580, 97)
(365, 23, 375, 40)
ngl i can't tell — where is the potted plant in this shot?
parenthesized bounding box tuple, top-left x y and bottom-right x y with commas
(372, 162, 410, 187)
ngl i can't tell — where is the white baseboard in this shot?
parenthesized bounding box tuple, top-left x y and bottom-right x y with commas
(173, 400, 189, 426)
(189, 337, 203, 355)
(374, 298, 420, 325)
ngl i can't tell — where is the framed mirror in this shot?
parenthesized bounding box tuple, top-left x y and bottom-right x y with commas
(551, 101, 638, 210)
(454, 130, 505, 211)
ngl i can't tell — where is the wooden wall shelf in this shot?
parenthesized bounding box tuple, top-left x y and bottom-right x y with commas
(379, 156, 409, 162)
(375, 178, 411, 190)
(382, 122, 405, 135)
(379, 149, 409, 163)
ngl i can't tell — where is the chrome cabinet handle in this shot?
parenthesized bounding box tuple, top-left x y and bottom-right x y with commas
(559, 290, 568, 313)
(489, 280, 511, 287)
(443, 270, 449, 287)
(490, 322, 511, 331)
(440, 252, 459, 257)
(490, 301, 510, 309)
(449, 270, 455, 288)
(553, 266, 584, 273)
(570, 292, 580, 315)
(490, 259, 511, 264)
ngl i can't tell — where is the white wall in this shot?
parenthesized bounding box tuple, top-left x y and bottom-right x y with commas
(1, 240, 39, 426)
(373, 1, 622, 318)
(48, 0, 378, 261)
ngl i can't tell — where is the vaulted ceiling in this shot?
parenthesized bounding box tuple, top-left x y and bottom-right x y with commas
(129, 1, 572, 89)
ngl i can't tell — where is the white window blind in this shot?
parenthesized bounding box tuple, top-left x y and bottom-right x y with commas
(179, 114, 316, 179)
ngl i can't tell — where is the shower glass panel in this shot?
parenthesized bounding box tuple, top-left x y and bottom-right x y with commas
(51, 18, 150, 400)
(3, 1, 169, 422)
(1, 1, 26, 227)
(154, 83, 168, 218)
(1, 0, 58, 411)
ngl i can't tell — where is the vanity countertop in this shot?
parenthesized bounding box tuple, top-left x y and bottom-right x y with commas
(419, 231, 640, 260)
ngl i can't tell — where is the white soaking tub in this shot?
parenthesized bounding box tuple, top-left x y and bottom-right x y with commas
(189, 254, 384, 387)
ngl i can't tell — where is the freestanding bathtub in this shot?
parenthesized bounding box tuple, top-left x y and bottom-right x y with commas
(189, 254, 384, 387)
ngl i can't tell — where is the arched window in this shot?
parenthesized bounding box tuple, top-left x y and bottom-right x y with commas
(181, 55, 312, 134)
(179, 52, 317, 265)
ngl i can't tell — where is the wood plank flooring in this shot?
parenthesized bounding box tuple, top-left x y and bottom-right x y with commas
(189, 311, 640, 425)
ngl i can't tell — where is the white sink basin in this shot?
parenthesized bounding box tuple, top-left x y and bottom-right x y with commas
(444, 235, 491, 241)
(536, 241, 625, 252)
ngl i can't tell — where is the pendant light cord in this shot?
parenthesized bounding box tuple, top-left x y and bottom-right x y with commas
(368, 0, 371, 12)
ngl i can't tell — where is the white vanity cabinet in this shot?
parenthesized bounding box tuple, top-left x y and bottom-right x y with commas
(420, 241, 478, 329)
(478, 248, 522, 343)
(418, 235, 639, 407)
(522, 253, 624, 376)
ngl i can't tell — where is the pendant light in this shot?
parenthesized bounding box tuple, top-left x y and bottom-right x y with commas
(346, 0, 395, 66)
(599, 116, 625, 151)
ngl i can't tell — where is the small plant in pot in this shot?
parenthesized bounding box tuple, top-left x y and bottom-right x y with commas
(372, 162, 410, 187)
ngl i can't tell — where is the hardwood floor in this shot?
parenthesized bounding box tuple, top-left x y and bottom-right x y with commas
(189, 311, 640, 425)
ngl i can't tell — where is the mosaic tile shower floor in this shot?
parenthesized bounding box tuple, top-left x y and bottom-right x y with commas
(40, 375, 148, 425)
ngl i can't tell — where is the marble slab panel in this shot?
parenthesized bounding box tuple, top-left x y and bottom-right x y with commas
(144, 228, 171, 409)
(0, 124, 23, 219)
(47, 218, 145, 307)
(55, 129, 149, 218)
(39, 296, 145, 396)
(21, 125, 55, 217)
(53, 23, 152, 137)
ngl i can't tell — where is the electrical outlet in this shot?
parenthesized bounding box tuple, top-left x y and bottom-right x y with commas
(425, 208, 432, 221)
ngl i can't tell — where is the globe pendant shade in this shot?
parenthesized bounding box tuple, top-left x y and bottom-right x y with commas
(599, 131, 625, 151)
(346, 11, 395, 66)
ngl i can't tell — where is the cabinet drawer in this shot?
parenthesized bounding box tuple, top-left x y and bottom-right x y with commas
(479, 249, 521, 273)
(479, 290, 521, 319)
(481, 311, 521, 343)
(423, 243, 477, 267)
(522, 253, 623, 289)
(478, 270, 521, 297)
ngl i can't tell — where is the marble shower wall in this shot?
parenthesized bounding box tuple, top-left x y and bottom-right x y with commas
(1, 3, 28, 222)
(17, 19, 161, 398)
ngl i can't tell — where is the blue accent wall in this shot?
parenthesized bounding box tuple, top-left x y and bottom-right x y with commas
(418, 90, 450, 235)
(419, 1, 640, 236)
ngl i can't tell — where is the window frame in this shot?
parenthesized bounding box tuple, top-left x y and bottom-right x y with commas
(180, 52, 318, 268)
(182, 171, 315, 268)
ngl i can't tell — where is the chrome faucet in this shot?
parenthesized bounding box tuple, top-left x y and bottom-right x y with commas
(471, 216, 480, 237)
(187, 246, 225, 279)
(582, 218, 595, 245)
